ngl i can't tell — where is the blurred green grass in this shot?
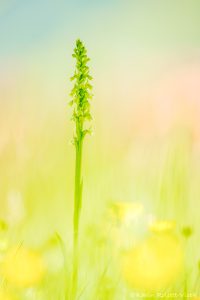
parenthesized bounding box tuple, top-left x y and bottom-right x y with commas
(0, 100, 199, 299)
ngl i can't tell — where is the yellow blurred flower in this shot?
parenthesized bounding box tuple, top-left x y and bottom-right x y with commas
(0, 291, 14, 300)
(1, 246, 45, 287)
(109, 201, 143, 225)
(121, 233, 183, 292)
(106, 201, 145, 250)
(149, 220, 176, 233)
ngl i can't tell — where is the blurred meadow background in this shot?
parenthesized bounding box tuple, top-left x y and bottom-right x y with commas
(1, 0, 200, 299)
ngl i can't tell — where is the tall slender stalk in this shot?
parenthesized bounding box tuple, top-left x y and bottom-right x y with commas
(69, 39, 93, 298)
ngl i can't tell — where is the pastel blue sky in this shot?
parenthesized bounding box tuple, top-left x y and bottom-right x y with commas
(1, 0, 200, 119)
(1, 0, 200, 60)
(0, 0, 118, 57)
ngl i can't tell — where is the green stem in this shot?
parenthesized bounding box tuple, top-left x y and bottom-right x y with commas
(72, 137, 83, 299)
